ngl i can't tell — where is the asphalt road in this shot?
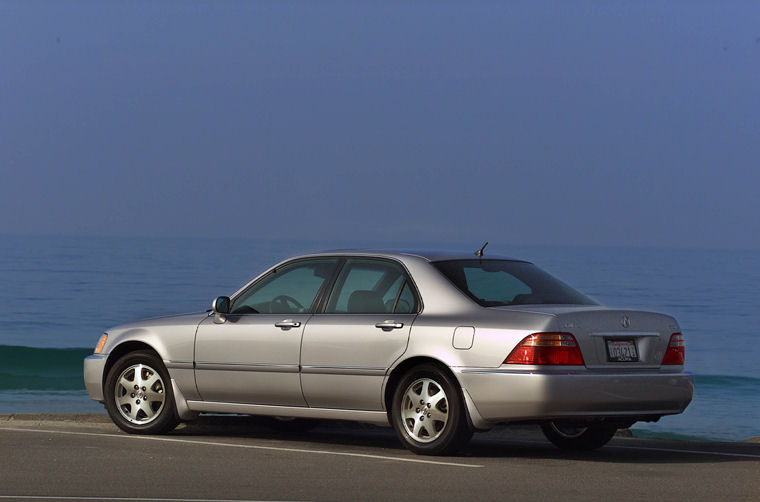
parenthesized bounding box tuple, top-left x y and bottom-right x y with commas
(1, 415, 758, 502)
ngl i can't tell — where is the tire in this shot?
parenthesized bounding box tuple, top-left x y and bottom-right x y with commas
(390, 364, 473, 455)
(104, 350, 180, 434)
(540, 420, 618, 451)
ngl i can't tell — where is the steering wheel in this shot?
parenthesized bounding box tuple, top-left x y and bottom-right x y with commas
(271, 295, 305, 313)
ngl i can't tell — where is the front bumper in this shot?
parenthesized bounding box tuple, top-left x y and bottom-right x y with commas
(455, 368, 694, 424)
(83, 354, 108, 402)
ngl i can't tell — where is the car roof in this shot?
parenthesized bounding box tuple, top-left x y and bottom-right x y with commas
(297, 249, 531, 263)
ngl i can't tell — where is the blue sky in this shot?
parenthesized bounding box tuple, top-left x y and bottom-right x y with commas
(1, 1, 758, 248)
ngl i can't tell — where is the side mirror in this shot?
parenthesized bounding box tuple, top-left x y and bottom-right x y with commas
(212, 296, 231, 315)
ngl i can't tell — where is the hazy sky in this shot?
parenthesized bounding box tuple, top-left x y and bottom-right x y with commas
(2, 1, 758, 248)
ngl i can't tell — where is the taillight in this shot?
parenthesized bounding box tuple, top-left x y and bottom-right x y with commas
(504, 333, 585, 366)
(662, 333, 685, 365)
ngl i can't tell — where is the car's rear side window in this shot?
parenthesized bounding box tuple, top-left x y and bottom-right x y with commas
(325, 258, 418, 314)
(433, 259, 597, 307)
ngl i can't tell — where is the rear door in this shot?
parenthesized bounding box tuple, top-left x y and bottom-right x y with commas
(300, 258, 419, 410)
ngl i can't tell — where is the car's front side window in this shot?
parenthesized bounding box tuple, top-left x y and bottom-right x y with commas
(325, 259, 417, 314)
(231, 259, 338, 314)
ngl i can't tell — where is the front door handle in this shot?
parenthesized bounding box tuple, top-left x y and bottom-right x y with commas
(275, 319, 301, 330)
(375, 320, 404, 331)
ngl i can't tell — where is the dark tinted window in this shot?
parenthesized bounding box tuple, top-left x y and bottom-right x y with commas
(394, 281, 416, 314)
(231, 259, 338, 314)
(325, 258, 418, 314)
(433, 260, 597, 307)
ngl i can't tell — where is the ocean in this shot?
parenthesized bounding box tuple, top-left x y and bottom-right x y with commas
(1, 234, 758, 441)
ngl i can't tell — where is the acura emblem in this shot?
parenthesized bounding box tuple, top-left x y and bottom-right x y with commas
(620, 315, 631, 328)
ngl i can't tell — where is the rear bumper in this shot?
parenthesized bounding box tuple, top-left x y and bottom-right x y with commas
(83, 354, 108, 402)
(455, 368, 694, 425)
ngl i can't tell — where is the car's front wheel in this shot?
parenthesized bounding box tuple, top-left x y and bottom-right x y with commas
(391, 364, 472, 455)
(540, 420, 618, 450)
(104, 350, 179, 434)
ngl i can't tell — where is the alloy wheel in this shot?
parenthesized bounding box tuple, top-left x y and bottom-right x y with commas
(114, 363, 166, 424)
(400, 377, 449, 443)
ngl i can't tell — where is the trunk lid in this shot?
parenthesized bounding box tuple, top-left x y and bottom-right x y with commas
(491, 305, 681, 368)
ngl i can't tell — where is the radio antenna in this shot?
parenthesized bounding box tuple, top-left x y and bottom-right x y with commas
(475, 241, 488, 257)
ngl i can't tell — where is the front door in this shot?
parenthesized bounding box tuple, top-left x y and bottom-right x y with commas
(194, 258, 339, 405)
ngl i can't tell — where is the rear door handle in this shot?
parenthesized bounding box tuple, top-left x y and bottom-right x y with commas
(375, 320, 404, 331)
(275, 319, 301, 330)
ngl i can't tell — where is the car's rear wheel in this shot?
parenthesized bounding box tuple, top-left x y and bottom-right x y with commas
(540, 420, 618, 450)
(391, 364, 472, 455)
(104, 350, 179, 434)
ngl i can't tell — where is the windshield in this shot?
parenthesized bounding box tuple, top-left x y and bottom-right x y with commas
(432, 259, 597, 307)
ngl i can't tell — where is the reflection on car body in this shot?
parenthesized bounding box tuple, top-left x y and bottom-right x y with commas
(84, 250, 693, 455)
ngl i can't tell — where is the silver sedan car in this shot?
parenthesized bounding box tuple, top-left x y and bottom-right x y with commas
(84, 250, 693, 455)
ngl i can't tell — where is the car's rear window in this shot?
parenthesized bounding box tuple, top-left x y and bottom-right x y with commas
(432, 259, 597, 307)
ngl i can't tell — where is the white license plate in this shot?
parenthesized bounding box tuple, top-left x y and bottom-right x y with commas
(606, 339, 639, 362)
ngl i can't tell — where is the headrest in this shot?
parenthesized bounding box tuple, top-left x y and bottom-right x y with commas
(347, 290, 385, 313)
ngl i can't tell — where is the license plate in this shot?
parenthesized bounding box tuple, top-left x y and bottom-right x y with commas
(606, 339, 638, 362)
